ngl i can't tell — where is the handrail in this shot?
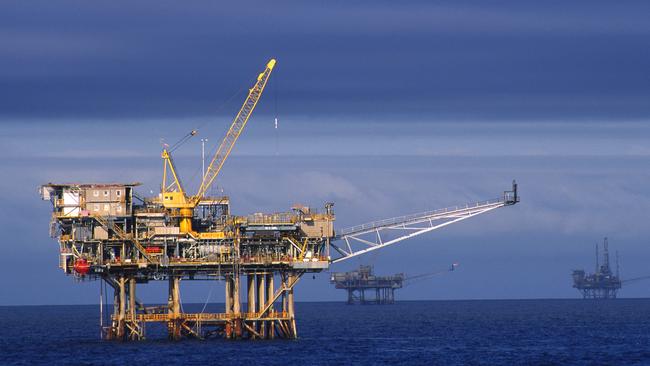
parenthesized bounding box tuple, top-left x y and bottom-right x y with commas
(118, 311, 290, 322)
(246, 213, 297, 225)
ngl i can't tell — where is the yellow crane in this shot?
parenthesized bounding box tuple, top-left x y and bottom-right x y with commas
(160, 58, 276, 233)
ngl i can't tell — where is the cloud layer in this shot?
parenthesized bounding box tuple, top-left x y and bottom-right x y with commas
(1, 1, 649, 119)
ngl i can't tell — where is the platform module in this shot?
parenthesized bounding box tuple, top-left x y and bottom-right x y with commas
(331, 265, 404, 304)
(330, 264, 458, 304)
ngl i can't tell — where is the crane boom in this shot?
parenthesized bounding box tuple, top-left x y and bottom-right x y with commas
(194, 59, 276, 203)
(404, 263, 459, 285)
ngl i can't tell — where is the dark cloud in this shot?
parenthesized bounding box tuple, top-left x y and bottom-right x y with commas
(0, 1, 649, 120)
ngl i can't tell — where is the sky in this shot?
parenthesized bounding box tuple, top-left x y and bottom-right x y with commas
(1, 1, 650, 305)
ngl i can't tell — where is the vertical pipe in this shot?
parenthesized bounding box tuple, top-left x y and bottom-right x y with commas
(287, 272, 297, 338)
(129, 277, 139, 340)
(99, 280, 103, 339)
(282, 286, 287, 313)
(168, 276, 174, 314)
(257, 273, 266, 338)
(98, 241, 103, 265)
(266, 273, 275, 339)
(232, 271, 242, 338)
(167, 275, 174, 340)
(224, 274, 233, 338)
(167, 275, 181, 340)
(247, 273, 256, 338)
(173, 277, 181, 316)
(247, 274, 256, 315)
(129, 277, 136, 319)
(233, 272, 241, 314)
(118, 276, 126, 339)
(112, 285, 119, 339)
(225, 274, 232, 314)
(287, 274, 295, 315)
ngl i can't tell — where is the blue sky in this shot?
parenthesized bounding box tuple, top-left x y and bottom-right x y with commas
(1, 1, 650, 305)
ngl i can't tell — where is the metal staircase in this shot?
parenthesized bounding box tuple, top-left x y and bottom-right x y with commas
(94, 214, 152, 262)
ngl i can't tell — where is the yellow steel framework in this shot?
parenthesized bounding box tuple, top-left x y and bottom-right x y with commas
(160, 59, 276, 233)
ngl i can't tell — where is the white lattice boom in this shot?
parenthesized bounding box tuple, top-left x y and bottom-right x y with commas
(330, 182, 519, 263)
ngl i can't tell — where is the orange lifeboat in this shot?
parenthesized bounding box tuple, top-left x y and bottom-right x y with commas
(73, 258, 90, 275)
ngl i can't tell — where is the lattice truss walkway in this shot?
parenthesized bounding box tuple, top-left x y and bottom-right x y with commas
(332, 185, 518, 263)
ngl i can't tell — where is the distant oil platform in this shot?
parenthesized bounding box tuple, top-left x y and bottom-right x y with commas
(572, 237, 650, 299)
(330, 263, 458, 304)
(572, 238, 621, 299)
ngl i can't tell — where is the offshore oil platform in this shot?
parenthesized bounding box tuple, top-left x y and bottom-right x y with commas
(572, 237, 650, 299)
(39, 59, 519, 341)
(572, 238, 621, 299)
(330, 263, 458, 304)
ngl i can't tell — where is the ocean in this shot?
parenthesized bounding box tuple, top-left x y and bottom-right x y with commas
(1, 299, 650, 365)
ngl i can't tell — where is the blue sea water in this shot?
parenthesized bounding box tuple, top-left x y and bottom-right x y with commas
(1, 299, 650, 365)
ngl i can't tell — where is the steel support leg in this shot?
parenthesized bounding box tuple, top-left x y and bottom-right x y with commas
(117, 276, 126, 339)
(247, 274, 256, 338)
(288, 272, 297, 338)
(266, 273, 275, 339)
(257, 273, 266, 338)
(167, 276, 181, 340)
(127, 277, 144, 340)
(232, 272, 242, 338)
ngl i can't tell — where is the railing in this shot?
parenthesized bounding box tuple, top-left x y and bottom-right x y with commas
(246, 213, 297, 225)
(338, 197, 507, 237)
(117, 311, 290, 322)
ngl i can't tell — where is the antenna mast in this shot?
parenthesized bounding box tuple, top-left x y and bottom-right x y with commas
(596, 243, 600, 272)
(603, 237, 610, 272)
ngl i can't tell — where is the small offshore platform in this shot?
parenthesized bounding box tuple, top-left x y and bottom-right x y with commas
(572, 238, 622, 299)
(330, 264, 458, 304)
(39, 59, 519, 341)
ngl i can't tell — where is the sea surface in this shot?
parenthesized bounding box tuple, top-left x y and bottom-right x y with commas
(1, 299, 650, 365)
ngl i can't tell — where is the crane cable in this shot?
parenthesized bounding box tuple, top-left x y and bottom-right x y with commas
(199, 277, 219, 314)
(622, 275, 650, 284)
(404, 263, 460, 286)
(169, 130, 197, 153)
(184, 84, 250, 192)
(167, 83, 248, 153)
(161, 81, 249, 194)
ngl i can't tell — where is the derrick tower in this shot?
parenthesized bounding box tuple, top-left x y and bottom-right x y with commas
(572, 237, 622, 299)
